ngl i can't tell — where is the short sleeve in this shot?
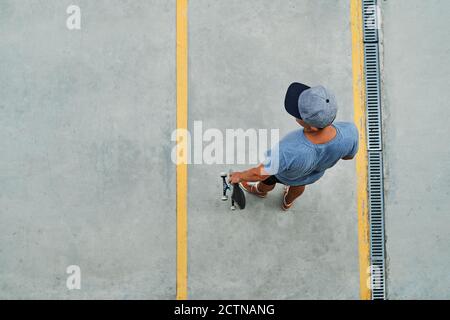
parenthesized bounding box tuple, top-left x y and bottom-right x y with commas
(346, 125, 359, 158)
(262, 143, 286, 175)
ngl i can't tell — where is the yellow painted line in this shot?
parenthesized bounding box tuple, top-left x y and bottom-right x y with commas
(351, 0, 371, 300)
(176, 0, 188, 300)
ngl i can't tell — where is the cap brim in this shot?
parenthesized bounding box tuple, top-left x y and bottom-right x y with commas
(284, 82, 310, 119)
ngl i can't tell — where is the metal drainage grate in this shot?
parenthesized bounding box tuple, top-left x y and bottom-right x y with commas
(362, 0, 386, 300)
(363, 0, 379, 43)
(364, 43, 382, 151)
(368, 151, 385, 299)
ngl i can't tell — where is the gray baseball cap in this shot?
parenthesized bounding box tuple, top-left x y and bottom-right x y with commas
(284, 83, 338, 128)
(299, 86, 337, 128)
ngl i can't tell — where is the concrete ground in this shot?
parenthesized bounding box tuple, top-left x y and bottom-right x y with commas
(0, 0, 176, 299)
(0, 0, 360, 299)
(3, 0, 448, 300)
(381, 0, 450, 299)
(187, 0, 359, 299)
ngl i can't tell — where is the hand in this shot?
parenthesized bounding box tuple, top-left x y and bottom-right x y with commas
(229, 172, 242, 184)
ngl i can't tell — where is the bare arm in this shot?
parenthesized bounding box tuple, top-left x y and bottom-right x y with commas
(229, 164, 271, 183)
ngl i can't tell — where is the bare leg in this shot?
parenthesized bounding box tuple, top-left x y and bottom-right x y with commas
(281, 186, 305, 210)
(257, 181, 276, 193)
(285, 185, 306, 204)
(240, 181, 275, 198)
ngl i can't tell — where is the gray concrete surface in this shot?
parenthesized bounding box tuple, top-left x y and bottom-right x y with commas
(188, 0, 359, 299)
(0, 0, 175, 299)
(381, 0, 450, 299)
(4, 0, 435, 301)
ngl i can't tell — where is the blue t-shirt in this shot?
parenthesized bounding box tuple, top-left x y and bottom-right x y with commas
(263, 122, 359, 186)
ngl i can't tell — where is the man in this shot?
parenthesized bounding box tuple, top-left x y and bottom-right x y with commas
(229, 82, 359, 211)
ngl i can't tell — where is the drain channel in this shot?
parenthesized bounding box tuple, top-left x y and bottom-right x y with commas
(362, 0, 386, 300)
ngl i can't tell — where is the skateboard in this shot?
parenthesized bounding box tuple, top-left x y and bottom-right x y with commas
(220, 172, 246, 210)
